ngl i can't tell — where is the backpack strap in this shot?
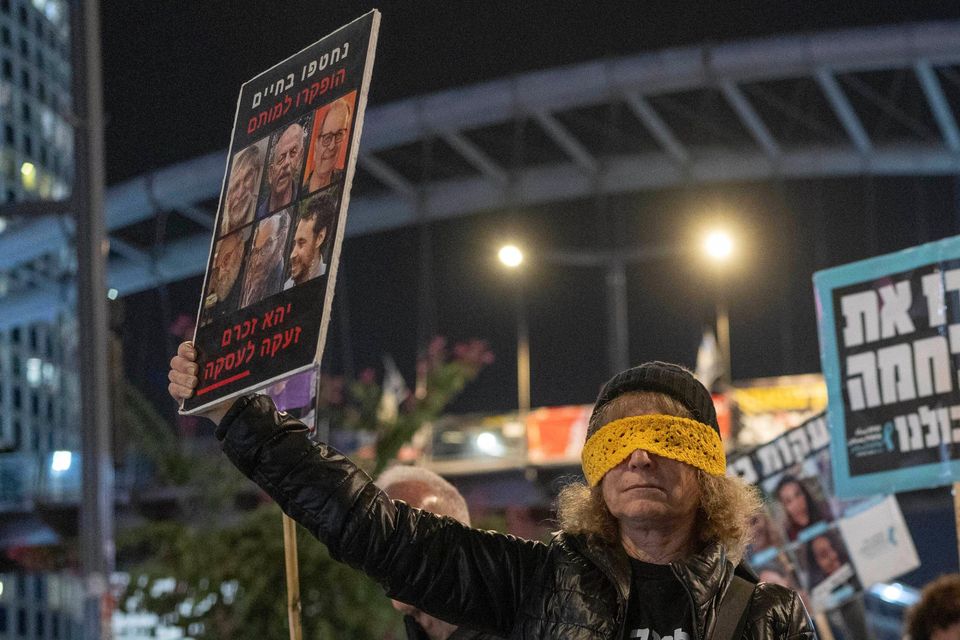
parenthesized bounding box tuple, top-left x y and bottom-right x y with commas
(712, 575, 755, 640)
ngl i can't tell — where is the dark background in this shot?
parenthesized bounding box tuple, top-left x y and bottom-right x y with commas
(103, 2, 960, 419)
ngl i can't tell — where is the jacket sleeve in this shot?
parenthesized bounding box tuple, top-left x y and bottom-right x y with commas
(214, 394, 547, 635)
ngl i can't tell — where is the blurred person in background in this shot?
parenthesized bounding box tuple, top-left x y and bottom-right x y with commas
(905, 574, 960, 640)
(377, 465, 506, 640)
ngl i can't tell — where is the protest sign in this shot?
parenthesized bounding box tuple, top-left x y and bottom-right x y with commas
(182, 11, 380, 414)
(814, 235, 960, 497)
(730, 413, 918, 613)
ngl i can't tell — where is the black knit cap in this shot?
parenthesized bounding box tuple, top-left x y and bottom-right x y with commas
(587, 361, 720, 441)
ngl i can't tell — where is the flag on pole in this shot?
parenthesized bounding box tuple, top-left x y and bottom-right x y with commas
(695, 327, 722, 390)
(377, 355, 410, 424)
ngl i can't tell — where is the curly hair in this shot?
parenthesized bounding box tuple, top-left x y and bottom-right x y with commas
(556, 390, 761, 562)
(905, 574, 960, 640)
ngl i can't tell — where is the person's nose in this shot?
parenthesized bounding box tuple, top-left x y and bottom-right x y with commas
(627, 449, 654, 469)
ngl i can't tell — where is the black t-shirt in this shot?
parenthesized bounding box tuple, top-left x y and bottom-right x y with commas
(623, 559, 693, 640)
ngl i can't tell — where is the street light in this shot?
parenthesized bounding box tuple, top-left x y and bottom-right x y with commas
(702, 229, 735, 386)
(498, 244, 530, 414)
(498, 244, 524, 269)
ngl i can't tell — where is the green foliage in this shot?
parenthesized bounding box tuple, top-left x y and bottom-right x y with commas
(121, 504, 402, 639)
(118, 336, 493, 639)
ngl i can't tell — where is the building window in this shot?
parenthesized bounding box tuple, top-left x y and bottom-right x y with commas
(23, 133, 32, 155)
(1, 59, 10, 79)
(20, 68, 29, 91)
(19, 37, 27, 57)
(4, 124, 12, 144)
(16, 608, 25, 636)
(21, 101, 30, 124)
(18, 6, 27, 25)
(1, 26, 10, 45)
(0, 0, 8, 13)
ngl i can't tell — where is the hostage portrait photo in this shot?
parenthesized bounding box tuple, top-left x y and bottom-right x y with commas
(764, 463, 836, 542)
(302, 91, 357, 195)
(799, 526, 861, 611)
(239, 209, 292, 309)
(219, 139, 268, 237)
(200, 226, 252, 326)
(257, 115, 313, 220)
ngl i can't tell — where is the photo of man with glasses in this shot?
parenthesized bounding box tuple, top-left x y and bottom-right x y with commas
(240, 210, 291, 308)
(304, 93, 355, 194)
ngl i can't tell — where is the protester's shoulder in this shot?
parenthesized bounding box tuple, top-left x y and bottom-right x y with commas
(751, 581, 799, 608)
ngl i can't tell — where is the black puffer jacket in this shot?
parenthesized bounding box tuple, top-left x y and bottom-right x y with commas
(216, 395, 816, 640)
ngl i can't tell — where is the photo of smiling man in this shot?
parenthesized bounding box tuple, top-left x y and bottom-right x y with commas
(283, 192, 337, 291)
(303, 92, 356, 194)
(219, 139, 267, 236)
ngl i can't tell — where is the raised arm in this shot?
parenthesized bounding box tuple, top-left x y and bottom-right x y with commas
(168, 342, 548, 635)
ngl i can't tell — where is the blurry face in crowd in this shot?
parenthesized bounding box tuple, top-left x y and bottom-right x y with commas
(269, 125, 304, 202)
(384, 480, 460, 640)
(313, 103, 349, 185)
(758, 569, 796, 590)
(210, 233, 245, 301)
(749, 513, 776, 550)
(778, 481, 810, 528)
(288, 218, 325, 285)
(811, 536, 842, 576)
(932, 621, 960, 640)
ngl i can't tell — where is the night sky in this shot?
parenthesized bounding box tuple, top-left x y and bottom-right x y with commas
(103, 2, 960, 418)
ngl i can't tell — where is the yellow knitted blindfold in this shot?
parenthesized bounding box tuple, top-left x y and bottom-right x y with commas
(581, 414, 725, 486)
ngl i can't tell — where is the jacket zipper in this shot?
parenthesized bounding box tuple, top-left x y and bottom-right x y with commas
(670, 564, 702, 640)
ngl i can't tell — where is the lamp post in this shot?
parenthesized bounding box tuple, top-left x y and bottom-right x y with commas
(703, 229, 735, 386)
(498, 244, 531, 414)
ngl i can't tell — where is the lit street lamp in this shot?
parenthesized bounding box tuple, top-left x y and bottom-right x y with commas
(499, 244, 531, 414)
(703, 229, 735, 386)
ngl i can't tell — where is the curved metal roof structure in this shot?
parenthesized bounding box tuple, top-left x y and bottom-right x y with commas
(4, 20, 960, 328)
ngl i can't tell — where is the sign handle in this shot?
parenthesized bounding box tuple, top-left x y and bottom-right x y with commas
(814, 612, 836, 640)
(283, 513, 303, 640)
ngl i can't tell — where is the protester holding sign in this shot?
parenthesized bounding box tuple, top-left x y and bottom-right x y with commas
(169, 355, 815, 639)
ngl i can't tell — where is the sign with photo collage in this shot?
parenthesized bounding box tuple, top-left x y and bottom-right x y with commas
(814, 235, 960, 497)
(729, 413, 919, 613)
(183, 11, 380, 414)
